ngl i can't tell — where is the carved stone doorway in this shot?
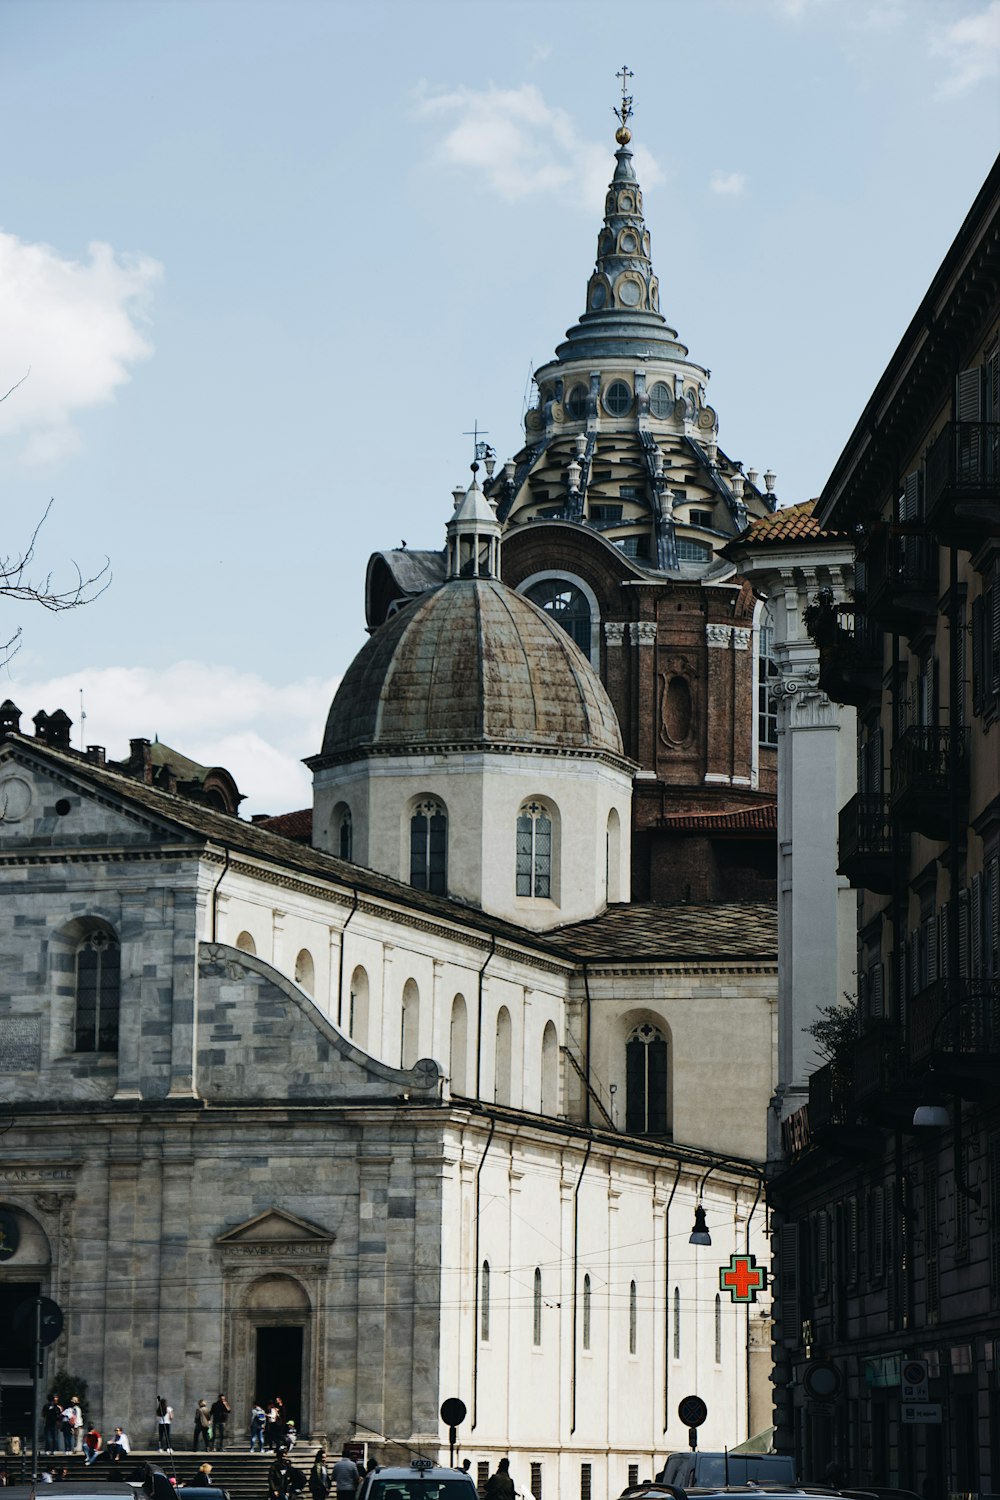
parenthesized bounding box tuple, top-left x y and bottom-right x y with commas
(255, 1326, 304, 1433)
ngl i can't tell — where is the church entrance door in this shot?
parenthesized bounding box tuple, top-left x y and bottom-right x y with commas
(255, 1326, 304, 1435)
(0, 1279, 41, 1436)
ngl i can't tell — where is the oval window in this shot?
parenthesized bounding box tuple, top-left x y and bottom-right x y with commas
(664, 675, 693, 744)
(620, 231, 638, 254)
(648, 382, 673, 419)
(604, 380, 632, 416)
(567, 385, 588, 421)
(619, 279, 642, 307)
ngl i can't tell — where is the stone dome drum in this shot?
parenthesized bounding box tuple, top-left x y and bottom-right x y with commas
(320, 577, 624, 761)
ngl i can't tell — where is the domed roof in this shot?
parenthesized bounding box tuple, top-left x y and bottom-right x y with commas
(319, 578, 624, 761)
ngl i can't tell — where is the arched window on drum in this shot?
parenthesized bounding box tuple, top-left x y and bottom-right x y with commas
(625, 1022, 669, 1136)
(524, 578, 592, 656)
(409, 798, 447, 894)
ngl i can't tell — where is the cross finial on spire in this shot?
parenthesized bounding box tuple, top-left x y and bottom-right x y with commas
(462, 420, 496, 476)
(614, 65, 634, 143)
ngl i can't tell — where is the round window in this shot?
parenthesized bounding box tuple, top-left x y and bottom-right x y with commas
(566, 385, 588, 421)
(619, 193, 634, 212)
(620, 231, 638, 254)
(618, 279, 641, 307)
(604, 380, 632, 416)
(648, 382, 674, 419)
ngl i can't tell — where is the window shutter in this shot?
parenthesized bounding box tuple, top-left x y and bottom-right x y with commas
(872, 962, 885, 1019)
(873, 1186, 885, 1282)
(859, 968, 870, 1021)
(956, 603, 967, 728)
(848, 1196, 859, 1285)
(777, 1223, 801, 1346)
(899, 470, 922, 523)
(989, 858, 1000, 977)
(939, 906, 950, 981)
(990, 581, 1000, 702)
(957, 366, 983, 423)
(925, 1165, 940, 1322)
(818, 1212, 830, 1296)
(972, 874, 984, 979)
(972, 596, 986, 716)
(925, 916, 938, 986)
(958, 890, 970, 979)
(910, 930, 922, 997)
(990, 1135, 1000, 1307)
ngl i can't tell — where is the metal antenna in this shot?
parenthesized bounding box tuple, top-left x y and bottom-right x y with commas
(79, 687, 86, 750)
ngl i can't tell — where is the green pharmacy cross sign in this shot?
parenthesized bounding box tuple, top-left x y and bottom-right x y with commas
(719, 1252, 767, 1303)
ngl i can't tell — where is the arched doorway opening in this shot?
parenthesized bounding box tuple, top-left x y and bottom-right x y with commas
(244, 1274, 311, 1433)
(0, 1205, 53, 1438)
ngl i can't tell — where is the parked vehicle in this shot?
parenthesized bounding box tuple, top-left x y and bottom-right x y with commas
(358, 1460, 479, 1500)
(655, 1453, 798, 1489)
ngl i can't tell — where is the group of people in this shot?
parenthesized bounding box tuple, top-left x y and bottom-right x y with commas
(192, 1396, 232, 1452)
(267, 1445, 370, 1500)
(40, 1394, 83, 1453)
(250, 1397, 298, 1453)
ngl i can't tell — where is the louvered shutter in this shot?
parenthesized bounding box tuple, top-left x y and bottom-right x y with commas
(956, 604, 967, 728)
(990, 582, 1000, 702)
(972, 873, 984, 979)
(989, 858, 1000, 977)
(972, 597, 986, 716)
(848, 1196, 859, 1285)
(874, 1186, 885, 1282)
(990, 1136, 1000, 1306)
(777, 1223, 801, 1346)
(872, 962, 885, 1019)
(900, 470, 922, 523)
(957, 366, 984, 423)
(925, 916, 938, 986)
(818, 1212, 830, 1297)
(939, 905, 951, 981)
(959, 890, 971, 979)
(870, 728, 883, 793)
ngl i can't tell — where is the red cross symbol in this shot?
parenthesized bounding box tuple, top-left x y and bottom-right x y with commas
(719, 1253, 768, 1303)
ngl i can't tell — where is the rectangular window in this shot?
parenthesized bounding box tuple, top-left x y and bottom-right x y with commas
(530, 1466, 542, 1500)
(477, 1464, 489, 1497)
(676, 537, 711, 562)
(925, 1165, 939, 1324)
(758, 617, 778, 747)
(619, 485, 641, 500)
(590, 504, 623, 524)
(615, 535, 650, 558)
(689, 508, 714, 528)
(628, 1467, 639, 1490)
(580, 1465, 591, 1500)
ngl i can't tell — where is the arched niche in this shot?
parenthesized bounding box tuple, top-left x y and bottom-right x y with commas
(540, 1020, 559, 1115)
(349, 965, 369, 1048)
(450, 994, 468, 1095)
(400, 977, 420, 1069)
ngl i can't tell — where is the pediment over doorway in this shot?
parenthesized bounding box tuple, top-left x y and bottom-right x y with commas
(216, 1208, 334, 1261)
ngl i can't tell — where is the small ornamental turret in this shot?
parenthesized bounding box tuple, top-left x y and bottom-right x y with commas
(446, 449, 502, 580)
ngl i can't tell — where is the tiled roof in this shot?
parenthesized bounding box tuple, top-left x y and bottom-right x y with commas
(545, 901, 777, 962)
(736, 501, 848, 544)
(659, 803, 777, 833)
(257, 808, 313, 842)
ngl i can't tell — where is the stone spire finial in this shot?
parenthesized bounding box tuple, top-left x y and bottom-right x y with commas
(584, 73, 660, 323)
(446, 461, 501, 581)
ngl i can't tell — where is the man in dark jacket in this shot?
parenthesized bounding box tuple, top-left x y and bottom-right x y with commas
(209, 1395, 231, 1452)
(484, 1460, 515, 1500)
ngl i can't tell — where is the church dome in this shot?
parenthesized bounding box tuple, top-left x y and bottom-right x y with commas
(320, 576, 624, 762)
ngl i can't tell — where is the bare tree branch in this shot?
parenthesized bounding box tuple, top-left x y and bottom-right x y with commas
(1, 500, 111, 668)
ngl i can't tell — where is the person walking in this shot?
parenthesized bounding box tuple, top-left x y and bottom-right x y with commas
(156, 1397, 174, 1452)
(249, 1403, 266, 1453)
(268, 1448, 293, 1500)
(209, 1395, 230, 1452)
(331, 1448, 361, 1500)
(192, 1401, 211, 1453)
(308, 1451, 330, 1500)
(484, 1460, 515, 1500)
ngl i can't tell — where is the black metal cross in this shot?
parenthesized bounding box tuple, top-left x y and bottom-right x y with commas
(614, 65, 634, 127)
(462, 420, 494, 465)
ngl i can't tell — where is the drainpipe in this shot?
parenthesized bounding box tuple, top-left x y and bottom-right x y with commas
(471, 1112, 496, 1431)
(337, 887, 360, 1029)
(570, 1136, 593, 1435)
(209, 848, 230, 942)
(474, 936, 497, 1100)
(663, 1160, 682, 1432)
(582, 963, 593, 1127)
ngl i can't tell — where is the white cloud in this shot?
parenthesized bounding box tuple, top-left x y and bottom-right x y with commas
(413, 82, 662, 213)
(3, 661, 340, 816)
(929, 1, 1000, 97)
(0, 231, 162, 465)
(710, 170, 747, 196)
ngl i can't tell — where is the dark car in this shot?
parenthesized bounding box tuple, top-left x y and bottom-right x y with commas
(656, 1455, 798, 1489)
(358, 1461, 479, 1500)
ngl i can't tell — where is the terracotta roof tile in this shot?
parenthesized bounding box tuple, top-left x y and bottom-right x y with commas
(257, 808, 313, 842)
(658, 803, 777, 833)
(737, 501, 849, 544)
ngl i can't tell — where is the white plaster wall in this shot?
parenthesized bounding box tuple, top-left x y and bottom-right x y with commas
(314, 750, 632, 930)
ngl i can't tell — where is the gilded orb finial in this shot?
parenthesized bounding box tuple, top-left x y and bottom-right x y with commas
(613, 64, 634, 142)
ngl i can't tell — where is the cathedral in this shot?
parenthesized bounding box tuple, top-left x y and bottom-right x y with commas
(0, 105, 780, 1493)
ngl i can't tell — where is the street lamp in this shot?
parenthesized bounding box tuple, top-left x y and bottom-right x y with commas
(688, 1157, 766, 1246)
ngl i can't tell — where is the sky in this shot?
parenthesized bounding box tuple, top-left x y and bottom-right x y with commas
(1, 0, 998, 815)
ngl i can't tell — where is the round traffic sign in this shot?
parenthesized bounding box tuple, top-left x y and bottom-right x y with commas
(677, 1395, 707, 1428)
(12, 1295, 63, 1346)
(802, 1359, 843, 1401)
(440, 1398, 467, 1427)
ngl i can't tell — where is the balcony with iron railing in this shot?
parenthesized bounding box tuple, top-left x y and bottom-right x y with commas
(908, 976, 1000, 1083)
(925, 420, 1000, 549)
(806, 595, 884, 707)
(852, 1018, 903, 1114)
(838, 791, 894, 894)
(889, 724, 968, 840)
(858, 526, 939, 636)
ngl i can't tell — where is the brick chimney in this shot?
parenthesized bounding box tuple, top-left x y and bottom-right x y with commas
(129, 738, 154, 783)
